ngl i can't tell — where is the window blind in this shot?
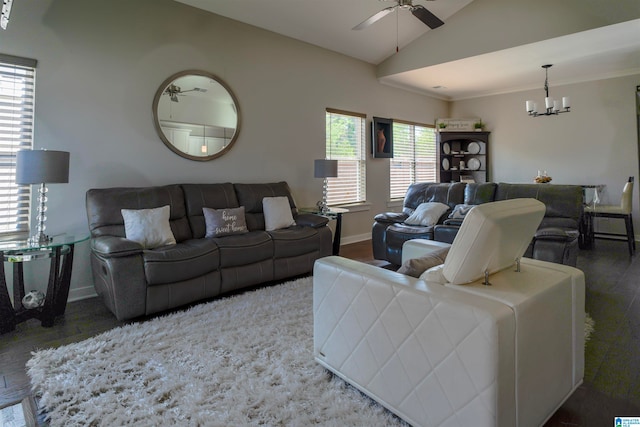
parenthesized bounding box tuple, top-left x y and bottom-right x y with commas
(390, 121, 436, 199)
(325, 109, 366, 206)
(0, 54, 36, 237)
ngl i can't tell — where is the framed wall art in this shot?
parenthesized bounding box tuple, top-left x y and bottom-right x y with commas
(372, 117, 393, 158)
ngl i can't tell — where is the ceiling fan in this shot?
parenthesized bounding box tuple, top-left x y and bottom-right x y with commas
(353, 0, 444, 31)
(163, 84, 208, 103)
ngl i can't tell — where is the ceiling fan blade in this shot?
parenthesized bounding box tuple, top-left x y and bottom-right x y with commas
(411, 5, 444, 29)
(352, 6, 396, 30)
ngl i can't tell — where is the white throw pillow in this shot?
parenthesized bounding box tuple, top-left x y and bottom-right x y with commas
(121, 205, 176, 249)
(263, 196, 296, 231)
(404, 202, 450, 226)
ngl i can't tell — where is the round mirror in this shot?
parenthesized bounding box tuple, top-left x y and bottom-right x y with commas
(153, 70, 241, 161)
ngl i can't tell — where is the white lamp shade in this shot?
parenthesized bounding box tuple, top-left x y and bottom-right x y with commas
(16, 150, 70, 184)
(314, 159, 338, 178)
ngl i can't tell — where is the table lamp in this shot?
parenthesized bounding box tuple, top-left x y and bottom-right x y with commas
(16, 149, 70, 244)
(314, 159, 338, 213)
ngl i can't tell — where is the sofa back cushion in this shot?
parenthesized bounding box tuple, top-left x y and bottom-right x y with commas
(234, 182, 297, 231)
(403, 182, 465, 214)
(464, 183, 497, 205)
(86, 185, 192, 242)
(182, 183, 240, 239)
(495, 183, 583, 226)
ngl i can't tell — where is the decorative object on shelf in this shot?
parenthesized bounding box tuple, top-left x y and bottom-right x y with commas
(314, 159, 338, 213)
(467, 141, 481, 154)
(371, 117, 393, 158)
(22, 290, 45, 309)
(467, 157, 481, 171)
(435, 118, 480, 132)
(526, 65, 570, 117)
(442, 142, 450, 154)
(16, 149, 70, 245)
(442, 158, 450, 171)
(474, 120, 483, 131)
(534, 170, 553, 183)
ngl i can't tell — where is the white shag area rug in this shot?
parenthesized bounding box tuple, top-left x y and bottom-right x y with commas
(27, 276, 595, 427)
(27, 277, 406, 427)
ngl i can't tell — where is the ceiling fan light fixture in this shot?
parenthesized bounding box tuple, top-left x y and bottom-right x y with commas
(526, 64, 570, 117)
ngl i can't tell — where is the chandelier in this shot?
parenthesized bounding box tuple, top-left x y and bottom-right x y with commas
(526, 64, 570, 117)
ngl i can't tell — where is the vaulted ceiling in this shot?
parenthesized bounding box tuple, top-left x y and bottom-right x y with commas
(175, 0, 640, 100)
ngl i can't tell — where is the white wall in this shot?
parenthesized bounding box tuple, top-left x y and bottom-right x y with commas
(451, 74, 640, 234)
(3, 0, 447, 300)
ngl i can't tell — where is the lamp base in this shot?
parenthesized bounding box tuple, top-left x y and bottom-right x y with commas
(28, 232, 52, 246)
(316, 200, 329, 214)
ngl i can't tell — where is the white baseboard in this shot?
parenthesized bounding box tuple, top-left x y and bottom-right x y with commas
(340, 233, 371, 246)
(68, 285, 97, 303)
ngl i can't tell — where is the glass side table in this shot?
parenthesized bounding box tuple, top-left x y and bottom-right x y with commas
(0, 233, 89, 334)
(299, 207, 348, 255)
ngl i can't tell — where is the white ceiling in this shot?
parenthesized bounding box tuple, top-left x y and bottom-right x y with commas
(175, 0, 640, 100)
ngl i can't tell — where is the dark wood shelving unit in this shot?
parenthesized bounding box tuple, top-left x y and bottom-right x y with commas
(437, 131, 489, 183)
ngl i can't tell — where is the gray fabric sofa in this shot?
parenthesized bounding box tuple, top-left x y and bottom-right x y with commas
(86, 182, 332, 321)
(373, 182, 583, 266)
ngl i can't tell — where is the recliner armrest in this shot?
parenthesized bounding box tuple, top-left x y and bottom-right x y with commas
(534, 227, 579, 242)
(374, 212, 408, 224)
(91, 236, 143, 257)
(295, 213, 330, 228)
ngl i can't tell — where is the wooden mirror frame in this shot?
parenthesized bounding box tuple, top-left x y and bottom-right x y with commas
(152, 70, 241, 161)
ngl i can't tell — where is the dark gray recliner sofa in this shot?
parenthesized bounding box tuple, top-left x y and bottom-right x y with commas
(86, 182, 332, 321)
(373, 182, 583, 267)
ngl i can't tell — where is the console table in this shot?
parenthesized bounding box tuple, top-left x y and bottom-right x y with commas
(300, 207, 348, 255)
(0, 233, 89, 334)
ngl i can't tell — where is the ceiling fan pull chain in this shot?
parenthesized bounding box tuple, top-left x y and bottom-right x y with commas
(396, 6, 399, 53)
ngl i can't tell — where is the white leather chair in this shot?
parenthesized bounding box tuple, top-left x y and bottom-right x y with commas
(314, 199, 585, 427)
(585, 176, 635, 255)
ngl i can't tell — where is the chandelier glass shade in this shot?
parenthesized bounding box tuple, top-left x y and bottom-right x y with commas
(526, 64, 570, 117)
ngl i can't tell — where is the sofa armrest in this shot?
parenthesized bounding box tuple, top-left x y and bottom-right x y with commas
(91, 236, 143, 258)
(443, 218, 464, 226)
(295, 213, 330, 228)
(433, 224, 460, 244)
(534, 227, 579, 242)
(373, 212, 408, 224)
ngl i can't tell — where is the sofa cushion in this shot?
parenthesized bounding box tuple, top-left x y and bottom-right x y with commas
(464, 183, 497, 204)
(203, 206, 248, 237)
(143, 238, 219, 285)
(494, 183, 583, 221)
(234, 182, 297, 231)
(213, 231, 273, 268)
(263, 196, 296, 231)
(182, 183, 240, 239)
(268, 226, 320, 258)
(87, 185, 192, 242)
(121, 205, 176, 249)
(405, 202, 449, 226)
(397, 246, 449, 278)
(424, 182, 466, 209)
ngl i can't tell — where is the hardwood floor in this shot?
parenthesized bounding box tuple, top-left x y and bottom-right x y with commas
(1, 239, 639, 426)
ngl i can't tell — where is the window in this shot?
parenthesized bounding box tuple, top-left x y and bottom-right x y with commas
(325, 108, 366, 206)
(0, 54, 36, 237)
(390, 121, 437, 199)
